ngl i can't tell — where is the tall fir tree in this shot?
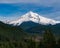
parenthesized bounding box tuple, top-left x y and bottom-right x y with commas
(57, 38, 60, 48)
(42, 29, 56, 48)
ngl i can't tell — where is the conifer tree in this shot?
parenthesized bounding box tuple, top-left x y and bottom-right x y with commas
(42, 29, 56, 48)
(57, 38, 60, 48)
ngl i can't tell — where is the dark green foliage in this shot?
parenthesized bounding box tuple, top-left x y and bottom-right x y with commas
(42, 29, 56, 48)
(56, 38, 60, 48)
(0, 21, 28, 41)
(0, 21, 60, 48)
(27, 38, 36, 48)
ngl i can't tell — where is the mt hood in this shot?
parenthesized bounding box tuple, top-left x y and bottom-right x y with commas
(7, 11, 60, 25)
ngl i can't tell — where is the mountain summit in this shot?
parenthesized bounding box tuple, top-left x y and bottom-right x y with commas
(7, 11, 60, 25)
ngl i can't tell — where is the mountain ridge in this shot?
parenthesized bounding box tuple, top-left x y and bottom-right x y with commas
(3, 11, 60, 25)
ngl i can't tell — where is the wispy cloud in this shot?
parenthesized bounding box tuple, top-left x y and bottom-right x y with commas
(0, 0, 59, 6)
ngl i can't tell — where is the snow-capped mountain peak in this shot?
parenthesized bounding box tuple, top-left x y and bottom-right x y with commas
(6, 11, 60, 25)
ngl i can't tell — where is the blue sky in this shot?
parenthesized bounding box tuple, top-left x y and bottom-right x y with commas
(0, 0, 60, 21)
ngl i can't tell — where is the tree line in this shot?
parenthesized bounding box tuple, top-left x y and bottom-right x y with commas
(0, 29, 60, 48)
